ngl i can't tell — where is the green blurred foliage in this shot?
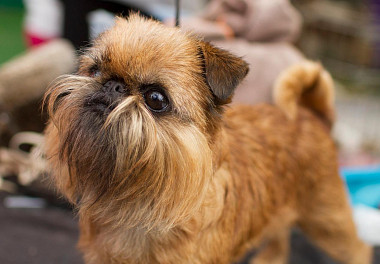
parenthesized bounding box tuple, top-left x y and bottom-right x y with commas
(0, 6, 25, 64)
(0, 0, 23, 8)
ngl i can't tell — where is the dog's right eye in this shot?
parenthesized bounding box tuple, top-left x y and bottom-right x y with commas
(89, 65, 101, 77)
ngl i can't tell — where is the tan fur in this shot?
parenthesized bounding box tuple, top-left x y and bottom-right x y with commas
(273, 61, 335, 126)
(44, 15, 371, 264)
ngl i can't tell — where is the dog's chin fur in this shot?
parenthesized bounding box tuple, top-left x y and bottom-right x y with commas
(44, 14, 371, 264)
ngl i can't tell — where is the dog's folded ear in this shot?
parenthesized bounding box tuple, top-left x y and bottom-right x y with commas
(199, 41, 249, 104)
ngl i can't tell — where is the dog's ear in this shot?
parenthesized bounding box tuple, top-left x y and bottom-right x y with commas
(199, 41, 249, 104)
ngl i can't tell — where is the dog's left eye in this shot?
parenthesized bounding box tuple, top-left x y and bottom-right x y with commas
(143, 90, 169, 112)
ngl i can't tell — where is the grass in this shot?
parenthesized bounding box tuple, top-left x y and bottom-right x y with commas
(0, 7, 26, 65)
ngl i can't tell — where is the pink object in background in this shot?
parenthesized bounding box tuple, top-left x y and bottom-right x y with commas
(23, 0, 63, 47)
(24, 32, 55, 47)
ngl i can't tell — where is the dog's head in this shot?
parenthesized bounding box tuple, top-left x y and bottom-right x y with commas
(44, 14, 248, 229)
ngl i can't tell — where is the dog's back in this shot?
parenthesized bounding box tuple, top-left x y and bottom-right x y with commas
(221, 62, 371, 264)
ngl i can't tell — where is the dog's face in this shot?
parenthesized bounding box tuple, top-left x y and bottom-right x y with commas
(44, 15, 248, 230)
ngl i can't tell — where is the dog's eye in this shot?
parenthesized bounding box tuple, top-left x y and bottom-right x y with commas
(89, 65, 101, 77)
(143, 89, 169, 112)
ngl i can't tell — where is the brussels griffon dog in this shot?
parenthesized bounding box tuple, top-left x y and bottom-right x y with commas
(44, 15, 371, 264)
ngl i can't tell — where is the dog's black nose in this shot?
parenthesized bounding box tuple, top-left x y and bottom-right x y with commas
(102, 80, 125, 94)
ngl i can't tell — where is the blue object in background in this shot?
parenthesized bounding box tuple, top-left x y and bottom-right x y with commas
(341, 165, 380, 208)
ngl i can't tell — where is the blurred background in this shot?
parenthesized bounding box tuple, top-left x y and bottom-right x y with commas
(0, 0, 379, 263)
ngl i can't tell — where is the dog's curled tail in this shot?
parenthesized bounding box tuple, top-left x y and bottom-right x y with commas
(273, 60, 335, 127)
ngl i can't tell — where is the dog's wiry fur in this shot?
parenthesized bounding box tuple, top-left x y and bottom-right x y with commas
(44, 15, 371, 264)
(273, 61, 335, 127)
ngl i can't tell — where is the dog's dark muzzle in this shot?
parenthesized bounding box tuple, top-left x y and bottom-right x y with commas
(85, 80, 127, 114)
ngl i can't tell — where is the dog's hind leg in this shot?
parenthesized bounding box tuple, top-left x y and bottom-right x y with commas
(250, 229, 290, 264)
(297, 172, 372, 264)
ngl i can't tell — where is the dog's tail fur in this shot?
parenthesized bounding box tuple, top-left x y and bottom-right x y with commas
(273, 60, 335, 128)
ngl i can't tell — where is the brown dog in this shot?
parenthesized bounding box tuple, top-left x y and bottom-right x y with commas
(43, 15, 371, 264)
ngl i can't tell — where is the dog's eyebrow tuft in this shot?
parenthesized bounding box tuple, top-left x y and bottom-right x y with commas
(84, 52, 102, 66)
(101, 48, 112, 63)
(197, 45, 207, 81)
(139, 83, 166, 93)
(92, 55, 102, 66)
(85, 54, 102, 75)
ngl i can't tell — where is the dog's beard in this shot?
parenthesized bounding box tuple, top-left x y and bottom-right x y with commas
(45, 75, 213, 231)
